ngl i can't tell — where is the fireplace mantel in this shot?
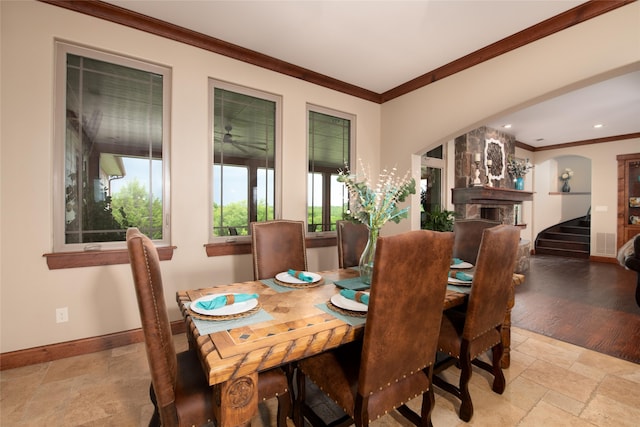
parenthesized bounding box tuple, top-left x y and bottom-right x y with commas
(452, 186, 533, 205)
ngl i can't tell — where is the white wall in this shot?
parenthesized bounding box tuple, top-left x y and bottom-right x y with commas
(0, 1, 381, 353)
(382, 2, 640, 243)
(530, 155, 592, 237)
(532, 139, 640, 257)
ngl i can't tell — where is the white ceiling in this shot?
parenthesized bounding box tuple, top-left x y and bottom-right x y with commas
(104, 0, 640, 148)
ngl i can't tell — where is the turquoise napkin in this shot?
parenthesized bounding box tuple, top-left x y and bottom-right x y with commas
(340, 289, 369, 305)
(288, 269, 314, 282)
(451, 258, 464, 265)
(196, 293, 258, 310)
(448, 271, 473, 282)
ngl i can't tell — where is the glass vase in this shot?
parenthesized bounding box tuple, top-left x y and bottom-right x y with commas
(358, 226, 379, 285)
(515, 177, 524, 190)
(562, 180, 571, 192)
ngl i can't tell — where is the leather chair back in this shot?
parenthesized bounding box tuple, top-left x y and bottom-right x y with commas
(126, 228, 179, 424)
(250, 220, 307, 280)
(358, 230, 453, 398)
(453, 219, 501, 264)
(621, 234, 640, 306)
(463, 225, 520, 344)
(336, 220, 369, 268)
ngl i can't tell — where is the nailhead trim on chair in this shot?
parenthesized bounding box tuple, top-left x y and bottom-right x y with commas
(261, 388, 288, 401)
(470, 323, 501, 341)
(314, 378, 430, 422)
(142, 246, 169, 355)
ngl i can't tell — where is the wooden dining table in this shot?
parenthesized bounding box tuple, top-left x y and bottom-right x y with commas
(176, 267, 469, 426)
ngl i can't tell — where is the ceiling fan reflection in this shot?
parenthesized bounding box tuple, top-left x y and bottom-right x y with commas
(222, 125, 267, 153)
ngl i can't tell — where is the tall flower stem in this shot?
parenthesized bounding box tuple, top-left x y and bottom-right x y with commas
(338, 161, 416, 286)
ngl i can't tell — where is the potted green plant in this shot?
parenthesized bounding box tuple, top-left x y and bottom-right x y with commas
(422, 206, 456, 231)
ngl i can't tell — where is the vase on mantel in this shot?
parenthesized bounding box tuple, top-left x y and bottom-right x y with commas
(515, 177, 525, 190)
(562, 180, 571, 193)
(358, 226, 379, 285)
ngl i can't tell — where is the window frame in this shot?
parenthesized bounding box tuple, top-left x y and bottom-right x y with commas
(306, 104, 356, 235)
(53, 41, 172, 253)
(420, 144, 448, 215)
(208, 79, 283, 244)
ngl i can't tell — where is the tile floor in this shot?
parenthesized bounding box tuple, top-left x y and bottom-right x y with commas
(1, 327, 639, 426)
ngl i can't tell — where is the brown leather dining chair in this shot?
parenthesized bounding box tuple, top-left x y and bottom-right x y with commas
(126, 228, 291, 427)
(433, 224, 520, 422)
(452, 219, 501, 264)
(294, 229, 454, 427)
(250, 219, 308, 280)
(336, 219, 369, 268)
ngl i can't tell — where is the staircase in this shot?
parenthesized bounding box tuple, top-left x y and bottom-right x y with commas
(535, 216, 590, 258)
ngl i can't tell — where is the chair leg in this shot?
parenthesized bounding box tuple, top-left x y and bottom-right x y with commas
(353, 394, 370, 427)
(148, 383, 160, 427)
(491, 342, 506, 394)
(293, 368, 306, 427)
(420, 386, 435, 427)
(286, 363, 297, 418)
(277, 389, 292, 427)
(458, 351, 473, 422)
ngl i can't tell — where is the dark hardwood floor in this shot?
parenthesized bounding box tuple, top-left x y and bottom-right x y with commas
(512, 254, 640, 364)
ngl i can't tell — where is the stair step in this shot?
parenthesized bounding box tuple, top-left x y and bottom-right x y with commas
(535, 247, 590, 258)
(541, 232, 590, 243)
(535, 217, 591, 259)
(537, 238, 589, 251)
(560, 225, 590, 235)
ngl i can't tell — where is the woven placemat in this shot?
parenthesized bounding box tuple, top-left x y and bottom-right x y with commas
(187, 302, 262, 321)
(274, 277, 325, 289)
(326, 300, 368, 318)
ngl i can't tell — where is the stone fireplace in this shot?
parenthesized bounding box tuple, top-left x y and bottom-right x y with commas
(452, 126, 532, 225)
(451, 186, 532, 225)
(452, 126, 532, 272)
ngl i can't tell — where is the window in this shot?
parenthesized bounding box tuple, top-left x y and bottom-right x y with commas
(307, 106, 354, 232)
(210, 81, 281, 241)
(54, 42, 171, 252)
(420, 145, 447, 228)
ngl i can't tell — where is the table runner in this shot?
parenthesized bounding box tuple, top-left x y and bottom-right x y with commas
(332, 276, 370, 291)
(447, 284, 472, 294)
(261, 278, 332, 293)
(315, 303, 367, 326)
(185, 302, 273, 335)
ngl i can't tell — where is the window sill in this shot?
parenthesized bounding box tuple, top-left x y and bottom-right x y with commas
(43, 246, 176, 270)
(204, 235, 337, 257)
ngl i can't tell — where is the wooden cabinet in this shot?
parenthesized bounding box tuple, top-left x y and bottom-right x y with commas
(617, 153, 640, 249)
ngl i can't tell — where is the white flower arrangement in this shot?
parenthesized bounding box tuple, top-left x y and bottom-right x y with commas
(560, 168, 574, 182)
(337, 161, 416, 230)
(506, 157, 533, 179)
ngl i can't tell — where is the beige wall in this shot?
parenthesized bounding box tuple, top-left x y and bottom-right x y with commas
(0, 1, 381, 353)
(532, 138, 640, 257)
(1, 1, 639, 353)
(382, 2, 640, 240)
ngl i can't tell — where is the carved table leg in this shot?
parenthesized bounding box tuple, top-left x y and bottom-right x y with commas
(501, 285, 514, 368)
(213, 372, 258, 427)
(502, 274, 525, 369)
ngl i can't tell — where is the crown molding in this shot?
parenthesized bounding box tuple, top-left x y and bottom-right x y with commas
(39, 0, 634, 104)
(532, 132, 640, 152)
(380, 0, 636, 102)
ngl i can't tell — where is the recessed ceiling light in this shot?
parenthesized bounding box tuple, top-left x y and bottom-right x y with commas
(535, 138, 545, 142)
(503, 124, 512, 129)
(593, 123, 604, 129)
